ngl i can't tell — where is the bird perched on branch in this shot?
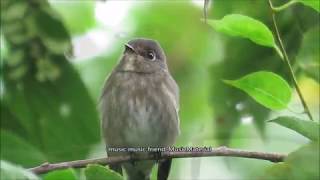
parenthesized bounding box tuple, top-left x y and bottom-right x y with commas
(100, 38, 180, 180)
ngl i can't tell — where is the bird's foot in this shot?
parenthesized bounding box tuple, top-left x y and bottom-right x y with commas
(129, 152, 137, 166)
(150, 151, 163, 163)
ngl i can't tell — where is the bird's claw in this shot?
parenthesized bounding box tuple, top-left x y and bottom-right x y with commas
(129, 152, 137, 166)
(150, 151, 162, 163)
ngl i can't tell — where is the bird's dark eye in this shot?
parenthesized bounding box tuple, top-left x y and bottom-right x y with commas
(146, 51, 156, 61)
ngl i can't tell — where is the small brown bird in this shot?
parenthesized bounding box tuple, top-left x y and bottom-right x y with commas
(100, 38, 180, 180)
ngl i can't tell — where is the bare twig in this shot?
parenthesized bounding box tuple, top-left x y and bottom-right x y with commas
(29, 146, 286, 174)
(203, 0, 210, 23)
(268, 0, 314, 121)
(271, 0, 298, 12)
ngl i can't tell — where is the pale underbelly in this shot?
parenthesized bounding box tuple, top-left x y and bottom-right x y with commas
(102, 73, 179, 149)
(121, 102, 174, 147)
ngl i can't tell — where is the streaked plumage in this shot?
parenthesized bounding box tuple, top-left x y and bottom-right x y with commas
(100, 38, 180, 180)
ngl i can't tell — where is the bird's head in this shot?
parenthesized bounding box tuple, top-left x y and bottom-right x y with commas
(116, 38, 168, 73)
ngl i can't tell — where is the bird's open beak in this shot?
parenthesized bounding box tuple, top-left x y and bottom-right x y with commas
(124, 43, 137, 54)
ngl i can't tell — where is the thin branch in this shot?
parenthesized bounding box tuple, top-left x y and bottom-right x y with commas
(203, 0, 210, 23)
(28, 146, 286, 174)
(268, 0, 314, 121)
(271, 0, 298, 12)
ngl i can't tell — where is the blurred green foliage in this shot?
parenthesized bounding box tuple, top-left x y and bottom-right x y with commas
(0, 160, 39, 180)
(0, 0, 319, 179)
(265, 142, 319, 179)
(84, 164, 122, 180)
(51, 1, 96, 35)
(1, 0, 99, 167)
(297, 26, 320, 82)
(297, 0, 320, 12)
(44, 169, 78, 180)
(269, 116, 320, 141)
(208, 0, 319, 145)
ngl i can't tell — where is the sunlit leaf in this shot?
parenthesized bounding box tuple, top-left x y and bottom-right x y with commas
(297, 26, 319, 82)
(223, 71, 292, 110)
(85, 164, 123, 180)
(44, 169, 77, 180)
(297, 0, 320, 12)
(0, 160, 39, 180)
(269, 116, 319, 141)
(206, 14, 283, 58)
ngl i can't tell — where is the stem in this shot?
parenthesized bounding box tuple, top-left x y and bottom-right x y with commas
(268, 0, 314, 121)
(271, 0, 298, 12)
(203, 0, 209, 24)
(29, 146, 286, 174)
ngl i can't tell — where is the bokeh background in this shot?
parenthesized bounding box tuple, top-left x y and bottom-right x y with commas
(1, 0, 319, 179)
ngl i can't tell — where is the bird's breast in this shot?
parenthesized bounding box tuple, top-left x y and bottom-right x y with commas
(102, 72, 179, 148)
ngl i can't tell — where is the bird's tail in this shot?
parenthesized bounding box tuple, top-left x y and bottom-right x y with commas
(123, 160, 155, 180)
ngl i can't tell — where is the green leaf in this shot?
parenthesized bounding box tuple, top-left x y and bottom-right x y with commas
(206, 14, 283, 58)
(223, 71, 292, 110)
(2, 22, 29, 45)
(262, 143, 319, 179)
(44, 169, 77, 180)
(85, 164, 123, 180)
(35, 58, 61, 82)
(8, 64, 28, 80)
(297, 26, 320, 82)
(2, 0, 100, 162)
(286, 142, 320, 179)
(32, 8, 71, 54)
(0, 35, 8, 61)
(3, 56, 100, 162)
(297, 0, 320, 12)
(1, 0, 28, 21)
(6, 49, 24, 67)
(269, 116, 320, 141)
(0, 160, 39, 180)
(0, 130, 46, 167)
(262, 162, 291, 179)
